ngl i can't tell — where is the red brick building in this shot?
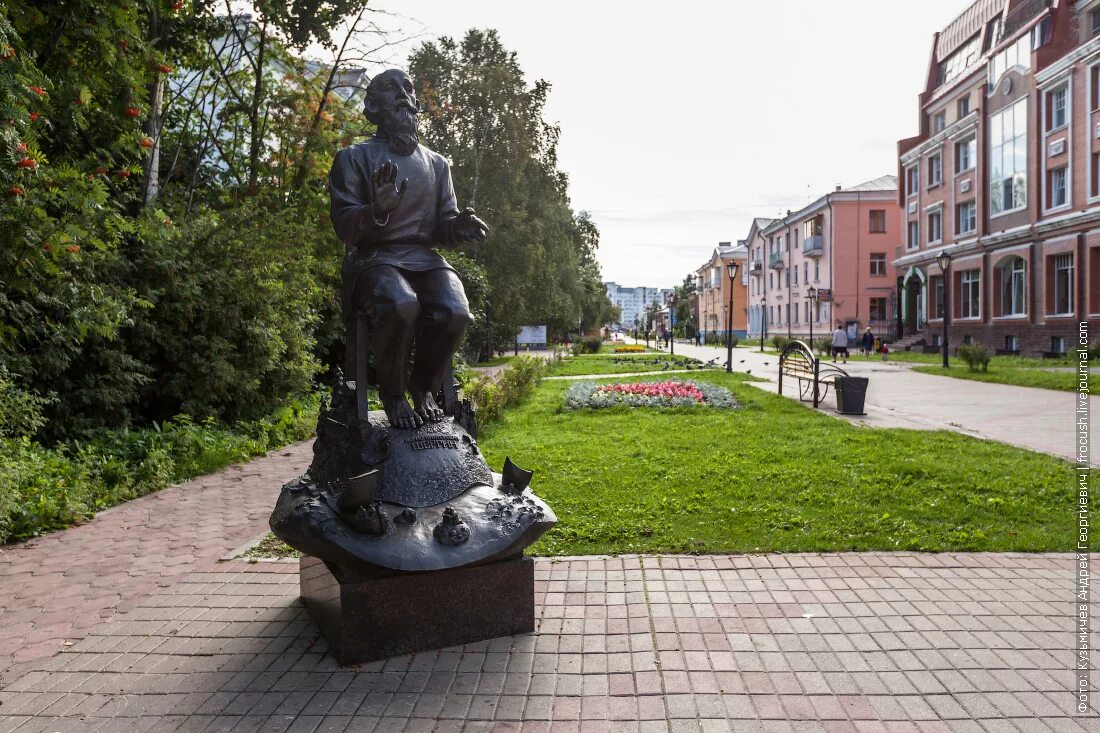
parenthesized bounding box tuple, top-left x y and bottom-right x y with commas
(896, 0, 1096, 356)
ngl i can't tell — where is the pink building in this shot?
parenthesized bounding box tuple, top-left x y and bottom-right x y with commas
(747, 177, 903, 343)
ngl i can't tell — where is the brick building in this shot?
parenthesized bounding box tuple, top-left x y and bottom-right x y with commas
(694, 242, 749, 341)
(896, 0, 1096, 356)
(747, 178, 902, 343)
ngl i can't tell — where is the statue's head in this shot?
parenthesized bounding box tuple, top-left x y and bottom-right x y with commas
(364, 69, 420, 156)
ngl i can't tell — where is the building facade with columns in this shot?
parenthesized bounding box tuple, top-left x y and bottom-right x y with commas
(694, 242, 749, 341)
(896, 0, 1096, 356)
(747, 179, 902, 343)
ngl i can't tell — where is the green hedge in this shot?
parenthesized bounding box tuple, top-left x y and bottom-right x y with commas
(464, 355, 550, 426)
(0, 396, 319, 544)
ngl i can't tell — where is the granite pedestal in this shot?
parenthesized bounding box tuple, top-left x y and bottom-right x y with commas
(300, 554, 535, 665)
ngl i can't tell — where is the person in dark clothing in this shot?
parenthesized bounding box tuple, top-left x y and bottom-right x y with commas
(860, 327, 874, 357)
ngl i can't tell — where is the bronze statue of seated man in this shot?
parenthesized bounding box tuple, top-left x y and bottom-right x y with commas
(329, 68, 487, 430)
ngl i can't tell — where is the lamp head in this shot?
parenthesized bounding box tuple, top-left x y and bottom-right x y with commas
(936, 251, 952, 272)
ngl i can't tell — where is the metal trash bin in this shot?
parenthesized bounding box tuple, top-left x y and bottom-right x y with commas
(835, 376, 869, 415)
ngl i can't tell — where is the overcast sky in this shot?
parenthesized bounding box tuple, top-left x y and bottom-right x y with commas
(367, 0, 968, 289)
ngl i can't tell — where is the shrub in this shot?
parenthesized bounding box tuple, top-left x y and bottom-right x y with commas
(770, 335, 792, 352)
(0, 395, 319, 543)
(958, 343, 991, 372)
(582, 336, 603, 354)
(614, 345, 646, 353)
(464, 355, 547, 425)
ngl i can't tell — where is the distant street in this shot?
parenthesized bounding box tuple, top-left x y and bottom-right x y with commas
(631, 337, 1091, 466)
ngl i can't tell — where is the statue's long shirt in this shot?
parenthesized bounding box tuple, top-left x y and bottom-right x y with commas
(329, 134, 460, 274)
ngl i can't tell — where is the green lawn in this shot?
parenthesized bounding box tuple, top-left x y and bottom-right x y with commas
(478, 371, 1085, 556)
(548, 353, 718, 377)
(912, 365, 1074, 392)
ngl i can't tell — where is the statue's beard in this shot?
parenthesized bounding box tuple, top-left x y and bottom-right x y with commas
(381, 105, 419, 155)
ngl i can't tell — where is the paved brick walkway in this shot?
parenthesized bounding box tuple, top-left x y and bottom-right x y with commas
(0, 442, 313, 688)
(1, 553, 1093, 731)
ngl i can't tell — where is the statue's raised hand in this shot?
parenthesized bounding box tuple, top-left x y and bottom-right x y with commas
(370, 159, 408, 223)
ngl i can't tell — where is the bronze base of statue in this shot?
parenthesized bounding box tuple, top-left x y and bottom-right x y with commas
(300, 554, 534, 666)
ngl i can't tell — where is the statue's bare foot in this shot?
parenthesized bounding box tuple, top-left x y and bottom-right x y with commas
(413, 391, 445, 423)
(382, 392, 422, 430)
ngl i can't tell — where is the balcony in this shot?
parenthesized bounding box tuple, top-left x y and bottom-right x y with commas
(803, 235, 824, 257)
(748, 260, 763, 274)
(768, 252, 785, 269)
(1002, 0, 1050, 38)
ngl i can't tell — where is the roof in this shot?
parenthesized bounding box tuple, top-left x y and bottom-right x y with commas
(842, 174, 898, 193)
(936, 0, 1004, 61)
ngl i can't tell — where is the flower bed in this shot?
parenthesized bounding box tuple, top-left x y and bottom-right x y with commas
(565, 379, 737, 409)
(613, 344, 646, 353)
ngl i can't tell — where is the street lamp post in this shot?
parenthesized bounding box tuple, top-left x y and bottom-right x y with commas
(937, 251, 951, 368)
(669, 295, 677, 356)
(726, 261, 740, 372)
(806, 286, 817, 347)
(759, 297, 767, 352)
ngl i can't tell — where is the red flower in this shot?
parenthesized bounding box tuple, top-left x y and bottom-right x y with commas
(140, 137, 154, 148)
(162, 218, 172, 226)
(42, 243, 51, 252)
(29, 112, 40, 122)
(1, 46, 15, 60)
(124, 107, 141, 118)
(16, 142, 27, 151)
(115, 169, 131, 178)
(156, 63, 172, 74)
(67, 245, 80, 253)
(172, 1, 184, 9)
(94, 166, 108, 175)
(17, 158, 36, 169)
(119, 39, 128, 49)
(28, 85, 45, 96)
(5, 186, 24, 197)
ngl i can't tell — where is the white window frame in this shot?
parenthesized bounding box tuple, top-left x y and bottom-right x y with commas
(955, 135, 976, 174)
(990, 98, 1028, 218)
(955, 200, 977, 235)
(1053, 253, 1075, 315)
(998, 257, 1027, 317)
(1049, 165, 1069, 210)
(907, 219, 920, 250)
(1047, 84, 1068, 131)
(927, 209, 943, 245)
(960, 269, 981, 319)
(927, 151, 943, 188)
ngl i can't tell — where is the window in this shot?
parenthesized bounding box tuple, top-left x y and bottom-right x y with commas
(870, 253, 887, 276)
(933, 276, 945, 319)
(961, 269, 981, 318)
(963, 335, 974, 345)
(956, 201, 976, 235)
(927, 209, 943, 244)
(1005, 335, 1018, 352)
(1094, 151, 1100, 198)
(793, 266, 798, 285)
(931, 333, 942, 347)
(869, 298, 889, 321)
(938, 35, 980, 87)
(988, 34, 1031, 89)
(955, 136, 976, 173)
(998, 257, 1026, 316)
(869, 209, 886, 233)
(1092, 9, 1100, 36)
(1093, 66, 1100, 113)
(785, 304, 790, 324)
(932, 111, 946, 133)
(927, 151, 943, 187)
(1052, 335, 1067, 353)
(1054, 253, 1074, 314)
(814, 259, 820, 281)
(957, 95, 970, 118)
(1031, 16, 1051, 50)
(1046, 85, 1067, 131)
(907, 220, 920, 249)
(803, 262, 808, 282)
(906, 166, 919, 196)
(990, 98, 1028, 215)
(803, 216, 823, 239)
(1049, 166, 1068, 208)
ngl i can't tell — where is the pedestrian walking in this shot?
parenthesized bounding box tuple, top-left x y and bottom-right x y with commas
(831, 323, 849, 363)
(860, 327, 874, 357)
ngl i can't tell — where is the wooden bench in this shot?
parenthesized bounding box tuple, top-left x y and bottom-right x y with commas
(777, 339, 850, 408)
